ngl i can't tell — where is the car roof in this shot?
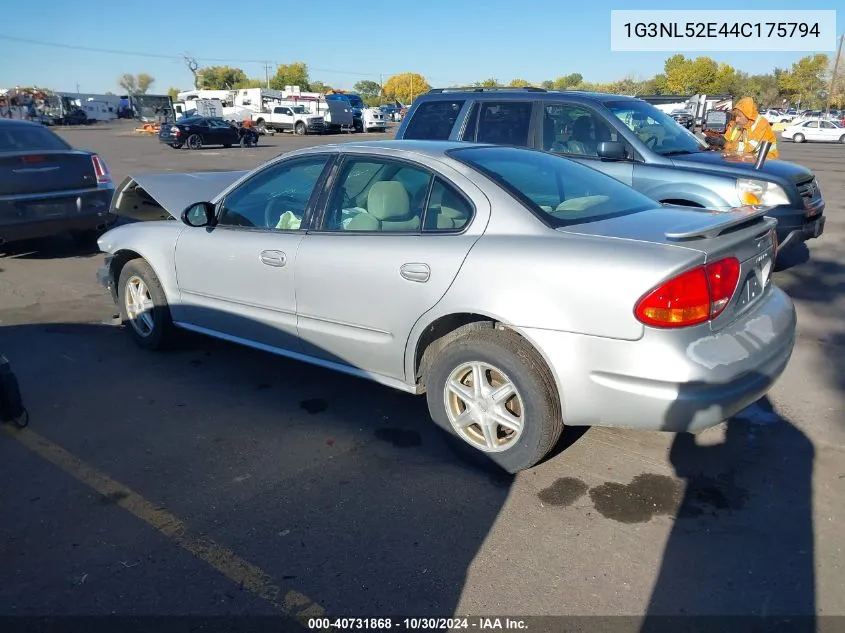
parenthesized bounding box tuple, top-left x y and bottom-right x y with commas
(290, 138, 501, 158)
(418, 87, 641, 105)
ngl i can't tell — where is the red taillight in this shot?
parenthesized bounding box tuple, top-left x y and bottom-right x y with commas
(635, 257, 741, 328)
(91, 154, 111, 184)
(22, 155, 45, 163)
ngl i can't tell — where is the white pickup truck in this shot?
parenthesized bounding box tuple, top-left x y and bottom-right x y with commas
(252, 105, 325, 135)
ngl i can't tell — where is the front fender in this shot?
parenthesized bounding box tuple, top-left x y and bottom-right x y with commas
(639, 179, 733, 209)
(97, 221, 184, 307)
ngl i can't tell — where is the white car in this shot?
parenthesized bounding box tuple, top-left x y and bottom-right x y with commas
(781, 118, 845, 143)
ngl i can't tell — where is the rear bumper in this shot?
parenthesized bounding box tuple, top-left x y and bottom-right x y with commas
(516, 286, 796, 434)
(0, 187, 115, 244)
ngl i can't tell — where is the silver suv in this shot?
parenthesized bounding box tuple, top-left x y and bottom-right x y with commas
(395, 87, 825, 255)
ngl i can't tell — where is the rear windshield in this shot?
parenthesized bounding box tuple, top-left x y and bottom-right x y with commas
(0, 124, 70, 152)
(450, 146, 655, 227)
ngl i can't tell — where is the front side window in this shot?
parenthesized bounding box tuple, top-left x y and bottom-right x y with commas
(542, 103, 621, 156)
(475, 101, 532, 147)
(803, 121, 819, 128)
(606, 99, 707, 156)
(451, 146, 654, 227)
(321, 157, 433, 232)
(217, 156, 330, 230)
(402, 100, 465, 140)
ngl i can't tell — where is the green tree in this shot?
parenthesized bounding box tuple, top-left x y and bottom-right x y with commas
(197, 66, 247, 90)
(309, 80, 333, 94)
(778, 54, 829, 108)
(552, 73, 583, 90)
(383, 72, 430, 104)
(508, 78, 533, 87)
(540, 80, 555, 90)
(475, 78, 499, 87)
(269, 63, 310, 91)
(354, 80, 382, 100)
(118, 73, 154, 95)
(167, 87, 180, 101)
(233, 78, 265, 89)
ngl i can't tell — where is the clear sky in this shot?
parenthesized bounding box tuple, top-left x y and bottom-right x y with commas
(1, 0, 841, 94)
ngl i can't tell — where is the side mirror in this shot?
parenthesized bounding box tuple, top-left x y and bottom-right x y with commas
(181, 201, 216, 227)
(597, 141, 627, 161)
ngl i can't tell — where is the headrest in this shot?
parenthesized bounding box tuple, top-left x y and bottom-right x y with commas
(367, 181, 410, 221)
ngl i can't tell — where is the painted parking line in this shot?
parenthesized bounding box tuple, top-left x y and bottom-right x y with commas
(3, 424, 326, 624)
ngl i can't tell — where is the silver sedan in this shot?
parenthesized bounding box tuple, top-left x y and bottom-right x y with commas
(97, 140, 796, 472)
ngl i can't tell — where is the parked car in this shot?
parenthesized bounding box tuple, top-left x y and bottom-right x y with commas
(97, 140, 796, 473)
(394, 87, 826, 255)
(0, 118, 115, 247)
(780, 118, 845, 144)
(669, 109, 694, 129)
(159, 116, 257, 150)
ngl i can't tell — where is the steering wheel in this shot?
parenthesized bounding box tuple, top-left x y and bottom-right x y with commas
(264, 193, 303, 228)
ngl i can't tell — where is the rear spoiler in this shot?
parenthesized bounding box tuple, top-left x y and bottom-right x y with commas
(664, 206, 773, 240)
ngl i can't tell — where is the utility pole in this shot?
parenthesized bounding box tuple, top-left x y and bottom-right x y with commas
(826, 33, 844, 116)
(264, 62, 272, 89)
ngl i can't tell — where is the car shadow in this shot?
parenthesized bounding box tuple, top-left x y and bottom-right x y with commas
(642, 390, 816, 631)
(0, 235, 103, 260)
(774, 243, 810, 272)
(0, 311, 520, 618)
(641, 257, 835, 629)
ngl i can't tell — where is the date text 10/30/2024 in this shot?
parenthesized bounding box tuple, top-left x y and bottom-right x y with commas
(307, 617, 528, 630)
(623, 22, 821, 39)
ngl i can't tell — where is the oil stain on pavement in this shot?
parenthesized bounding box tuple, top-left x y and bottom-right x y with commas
(538, 472, 749, 524)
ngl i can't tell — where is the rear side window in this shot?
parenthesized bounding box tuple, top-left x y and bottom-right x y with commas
(402, 100, 465, 140)
(0, 125, 70, 152)
(475, 101, 533, 147)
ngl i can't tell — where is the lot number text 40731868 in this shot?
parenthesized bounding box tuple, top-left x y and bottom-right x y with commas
(623, 22, 821, 39)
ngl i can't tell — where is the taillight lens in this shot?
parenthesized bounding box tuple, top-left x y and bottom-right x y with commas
(635, 257, 741, 328)
(91, 154, 111, 184)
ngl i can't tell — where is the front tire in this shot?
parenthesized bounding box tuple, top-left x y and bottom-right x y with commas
(793, 133, 805, 143)
(117, 259, 175, 350)
(839, 134, 845, 144)
(295, 121, 306, 135)
(425, 326, 563, 473)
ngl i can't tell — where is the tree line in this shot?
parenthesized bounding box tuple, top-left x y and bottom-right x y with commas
(118, 51, 843, 109)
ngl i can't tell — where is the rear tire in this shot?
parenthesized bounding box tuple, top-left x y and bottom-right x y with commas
(185, 134, 202, 150)
(424, 326, 563, 473)
(117, 259, 175, 351)
(70, 229, 102, 248)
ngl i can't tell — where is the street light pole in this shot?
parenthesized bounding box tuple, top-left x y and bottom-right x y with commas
(826, 33, 844, 117)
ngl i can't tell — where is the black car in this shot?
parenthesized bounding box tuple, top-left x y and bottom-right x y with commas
(159, 116, 259, 150)
(0, 119, 115, 247)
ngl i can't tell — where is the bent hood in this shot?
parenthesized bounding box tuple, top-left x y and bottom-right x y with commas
(109, 170, 248, 221)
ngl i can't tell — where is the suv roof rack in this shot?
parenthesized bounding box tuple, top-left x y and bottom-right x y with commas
(427, 87, 548, 93)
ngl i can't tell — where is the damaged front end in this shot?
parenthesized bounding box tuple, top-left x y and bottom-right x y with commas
(109, 171, 248, 222)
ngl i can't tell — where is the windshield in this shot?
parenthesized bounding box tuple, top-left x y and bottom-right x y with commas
(451, 146, 656, 227)
(292, 106, 307, 114)
(605, 100, 708, 156)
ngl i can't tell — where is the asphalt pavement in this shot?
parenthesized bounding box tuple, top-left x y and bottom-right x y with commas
(1, 121, 844, 627)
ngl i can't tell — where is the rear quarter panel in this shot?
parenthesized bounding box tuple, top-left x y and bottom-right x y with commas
(419, 231, 704, 341)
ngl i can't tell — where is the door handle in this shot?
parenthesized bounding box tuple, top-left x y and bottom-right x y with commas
(259, 250, 287, 267)
(400, 263, 430, 283)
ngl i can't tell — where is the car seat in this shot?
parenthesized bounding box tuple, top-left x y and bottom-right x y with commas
(345, 181, 421, 231)
(426, 184, 470, 230)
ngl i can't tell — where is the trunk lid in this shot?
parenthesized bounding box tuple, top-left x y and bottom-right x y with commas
(558, 204, 778, 332)
(0, 150, 97, 196)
